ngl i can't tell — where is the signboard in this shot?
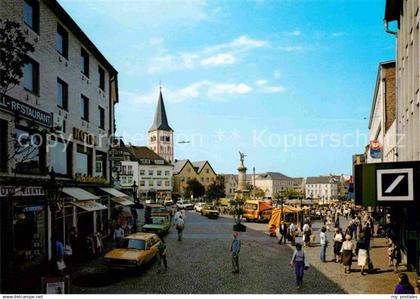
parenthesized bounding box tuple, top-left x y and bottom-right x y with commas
(108, 149, 124, 161)
(0, 93, 53, 128)
(370, 140, 382, 159)
(377, 168, 413, 201)
(73, 128, 96, 145)
(354, 161, 420, 206)
(0, 186, 44, 197)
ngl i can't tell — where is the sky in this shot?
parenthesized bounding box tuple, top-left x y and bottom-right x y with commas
(59, 0, 396, 177)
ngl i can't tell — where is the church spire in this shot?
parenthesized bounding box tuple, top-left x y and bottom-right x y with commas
(148, 88, 173, 132)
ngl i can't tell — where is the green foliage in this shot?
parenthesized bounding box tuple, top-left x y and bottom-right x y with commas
(253, 187, 265, 198)
(184, 178, 205, 199)
(205, 175, 226, 201)
(0, 19, 35, 93)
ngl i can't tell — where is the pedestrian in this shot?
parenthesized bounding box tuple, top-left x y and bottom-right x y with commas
(130, 206, 138, 232)
(363, 222, 372, 249)
(54, 236, 66, 274)
(394, 273, 415, 294)
(302, 221, 311, 247)
(175, 216, 185, 241)
(290, 243, 309, 289)
(230, 231, 241, 274)
(157, 238, 168, 273)
(289, 222, 297, 246)
(279, 221, 287, 245)
(340, 234, 354, 274)
(333, 227, 344, 263)
(173, 209, 182, 224)
(388, 242, 402, 273)
(113, 225, 125, 247)
(356, 233, 369, 275)
(319, 226, 328, 262)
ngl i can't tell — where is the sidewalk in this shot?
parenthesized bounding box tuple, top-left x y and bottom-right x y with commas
(291, 223, 418, 294)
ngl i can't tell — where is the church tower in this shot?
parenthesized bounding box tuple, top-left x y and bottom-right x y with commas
(148, 88, 174, 164)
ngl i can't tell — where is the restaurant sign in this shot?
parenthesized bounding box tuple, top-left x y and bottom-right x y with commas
(0, 186, 45, 197)
(0, 93, 53, 128)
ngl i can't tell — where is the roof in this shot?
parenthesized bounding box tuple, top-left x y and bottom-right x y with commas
(127, 146, 170, 165)
(44, 0, 117, 76)
(149, 90, 173, 132)
(192, 161, 207, 173)
(256, 172, 292, 181)
(125, 232, 156, 240)
(173, 159, 190, 174)
(384, 0, 401, 22)
(368, 61, 396, 129)
(306, 176, 333, 184)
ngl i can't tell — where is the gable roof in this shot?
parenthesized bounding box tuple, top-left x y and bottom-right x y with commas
(256, 172, 292, 181)
(127, 146, 170, 165)
(173, 159, 190, 174)
(306, 176, 333, 184)
(149, 90, 173, 132)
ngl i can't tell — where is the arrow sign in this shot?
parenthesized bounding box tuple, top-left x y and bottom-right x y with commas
(377, 168, 414, 201)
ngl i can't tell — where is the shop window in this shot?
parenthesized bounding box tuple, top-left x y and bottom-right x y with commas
(24, 56, 39, 94)
(75, 144, 92, 176)
(13, 205, 45, 264)
(15, 127, 45, 174)
(24, 0, 39, 33)
(95, 150, 107, 178)
(0, 119, 8, 172)
(50, 138, 72, 176)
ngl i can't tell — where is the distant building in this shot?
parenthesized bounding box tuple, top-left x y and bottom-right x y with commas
(253, 172, 294, 198)
(305, 176, 338, 200)
(292, 177, 306, 196)
(148, 89, 174, 164)
(222, 174, 238, 198)
(172, 159, 217, 197)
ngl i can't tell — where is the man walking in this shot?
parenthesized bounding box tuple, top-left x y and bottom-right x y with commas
(319, 226, 328, 262)
(157, 239, 168, 273)
(231, 231, 241, 274)
(175, 216, 185, 241)
(279, 221, 288, 245)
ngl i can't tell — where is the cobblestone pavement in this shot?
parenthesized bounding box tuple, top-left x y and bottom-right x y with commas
(70, 211, 344, 294)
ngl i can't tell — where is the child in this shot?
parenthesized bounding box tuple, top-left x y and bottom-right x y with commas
(290, 243, 309, 289)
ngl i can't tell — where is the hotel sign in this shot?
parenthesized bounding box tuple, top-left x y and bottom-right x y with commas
(73, 128, 96, 145)
(0, 93, 53, 128)
(0, 186, 45, 197)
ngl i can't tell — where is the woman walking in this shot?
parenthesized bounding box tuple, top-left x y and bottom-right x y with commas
(340, 234, 354, 274)
(394, 273, 415, 294)
(356, 233, 369, 275)
(290, 243, 309, 289)
(333, 227, 344, 263)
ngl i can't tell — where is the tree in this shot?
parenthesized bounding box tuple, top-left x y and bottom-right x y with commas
(0, 19, 35, 94)
(205, 175, 226, 201)
(252, 187, 265, 199)
(184, 178, 205, 199)
(280, 188, 301, 199)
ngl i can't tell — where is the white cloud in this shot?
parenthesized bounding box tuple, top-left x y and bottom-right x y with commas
(256, 79, 267, 86)
(331, 32, 345, 38)
(261, 85, 286, 93)
(285, 29, 301, 37)
(273, 70, 282, 79)
(124, 80, 253, 104)
(200, 53, 236, 66)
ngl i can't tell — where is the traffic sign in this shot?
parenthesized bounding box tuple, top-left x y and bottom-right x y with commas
(376, 168, 414, 201)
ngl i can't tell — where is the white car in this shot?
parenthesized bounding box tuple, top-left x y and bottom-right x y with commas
(194, 202, 206, 212)
(176, 200, 194, 210)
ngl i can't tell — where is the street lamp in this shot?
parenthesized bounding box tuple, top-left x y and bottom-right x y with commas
(43, 170, 62, 261)
(132, 181, 138, 204)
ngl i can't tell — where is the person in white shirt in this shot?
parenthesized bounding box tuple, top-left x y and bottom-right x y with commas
(319, 226, 328, 262)
(341, 234, 355, 274)
(302, 222, 311, 247)
(289, 222, 297, 245)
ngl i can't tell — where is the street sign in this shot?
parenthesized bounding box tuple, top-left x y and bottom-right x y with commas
(377, 168, 413, 201)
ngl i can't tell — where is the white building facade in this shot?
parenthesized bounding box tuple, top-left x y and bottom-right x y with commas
(305, 177, 338, 200)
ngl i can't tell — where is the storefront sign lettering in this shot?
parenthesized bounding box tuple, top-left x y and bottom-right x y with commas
(0, 93, 53, 128)
(0, 186, 44, 197)
(73, 128, 96, 145)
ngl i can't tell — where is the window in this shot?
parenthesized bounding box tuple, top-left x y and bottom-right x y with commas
(148, 170, 153, 176)
(164, 170, 169, 176)
(148, 181, 154, 186)
(157, 170, 162, 176)
(127, 165, 133, 175)
(122, 165, 127, 174)
(80, 48, 89, 76)
(157, 181, 162, 187)
(121, 176, 127, 184)
(24, 56, 39, 94)
(140, 169, 145, 175)
(56, 23, 68, 58)
(166, 136, 170, 142)
(165, 181, 170, 187)
(98, 106, 105, 129)
(95, 150, 106, 177)
(140, 180, 145, 187)
(24, 0, 39, 33)
(75, 144, 92, 176)
(127, 176, 133, 184)
(15, 127, 45, 174)
(98, 66, 105, 90)
(50, 138, 72, 175)
(80, 95, 89, 121)
(56, 78, 68, 109)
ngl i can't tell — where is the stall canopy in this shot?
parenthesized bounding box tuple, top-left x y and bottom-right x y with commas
(268, 205, 302, 229)
(99, 187, 134, 206)
(62, 187, 106, 211)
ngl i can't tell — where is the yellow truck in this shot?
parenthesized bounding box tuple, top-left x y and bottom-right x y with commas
(243, 200, 273, 222)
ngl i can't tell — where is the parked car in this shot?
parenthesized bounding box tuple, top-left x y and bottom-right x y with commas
(201, 205, 220, 219)
(194, 202, 206, 212)
(176, 200, 194, 210)
(145, 204, 170, 224)
(142, 215, 171, 235)
(104, 233, 161, 270)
